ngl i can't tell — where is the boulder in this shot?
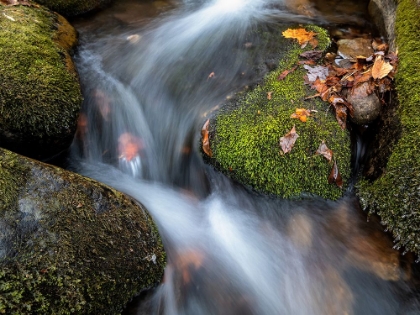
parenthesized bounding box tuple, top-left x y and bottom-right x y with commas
(368, 0, 397, 51)
(0, 5, 82, 160)
(207, 25, 351, 200)
(33, 0, 111, 17)
(347, 81, 381, 125)
(0, 148, 165, 314)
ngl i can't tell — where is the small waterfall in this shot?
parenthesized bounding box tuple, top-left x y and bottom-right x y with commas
(71, 0, 420, 313)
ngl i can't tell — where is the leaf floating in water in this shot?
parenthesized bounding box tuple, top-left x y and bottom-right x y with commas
(118, 133, 143, 161)
(315, 140, 333, 162)
(201, 119, 212, 157)
(328, 160, 343, 188)
(279, 125, 299, 154)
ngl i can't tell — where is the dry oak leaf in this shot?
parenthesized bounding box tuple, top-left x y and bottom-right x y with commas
(315, 140, 333, 162)
(278, 65, 298, 81)
(328, 160, 343, 188)
(280, 125, 299, 154)
(291, 108, 311, 122)
(282, 28, 317, 48)
(372, 55, 393, 79)
(201, 119, 212, 157)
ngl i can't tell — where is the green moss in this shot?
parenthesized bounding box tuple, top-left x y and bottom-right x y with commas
(0, 148, 165, 314)
(357, 0, 420, 256)
(33, 0, 111, 17)
(0, 5, 82, 157)
(210, 25, 351, 200)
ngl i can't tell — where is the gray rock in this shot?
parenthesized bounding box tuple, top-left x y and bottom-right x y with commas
(347, 82, 381, 124)
(337, 38, 374, 59)
(368, 0, 397, 51)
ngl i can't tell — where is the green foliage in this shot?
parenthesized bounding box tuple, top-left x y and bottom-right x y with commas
(0, 149, 165, 314)
(211, 25, 351, 200)
(357, 0, 420, 256)
(0, 6, 82, 155)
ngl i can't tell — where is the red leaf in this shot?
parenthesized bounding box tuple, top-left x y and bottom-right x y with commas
(315, 140, 333, 162)
(278, 65, 298, 81)
(328, 160, 343, 188)
(279, 125, 299, 154)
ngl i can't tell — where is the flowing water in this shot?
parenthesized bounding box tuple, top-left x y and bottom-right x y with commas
(70, 0, 420, 314)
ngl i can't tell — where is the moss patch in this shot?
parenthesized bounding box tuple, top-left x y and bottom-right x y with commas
(357, 0, 420, 256)
(0, 148, 165, 314)
(0, 5, 82, 159)
(209, 25, 351, 200)
(33, 0, 111, 17)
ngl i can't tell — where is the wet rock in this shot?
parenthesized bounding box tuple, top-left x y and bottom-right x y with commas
(337, 38, 374, 59)
(0, 148, 165, 314)
(368, 0, 397, 51)
(0, 6, 82, 160)
(287, 213, 313, 251)
(347, 82, 381, 124)
(33, 0, 112, 17)
(207, 25, 351, 200)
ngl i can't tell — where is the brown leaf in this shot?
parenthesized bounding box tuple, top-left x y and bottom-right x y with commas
(118, 133, 144, 161)
(279, 125, 299, 154)
(333, 103, 348, 130)
(290, 108, 311, 122)
(372, 55, 393, 79)
(299, 50, 323, 60)
(315, 140, 333, 162)
(201, 119, 212, 157)
(353, 69, 372, 86)
(267, 91, 273, 100)
(329, 95, 354, 117)
(278, 65, 298, 81)
(282, 28, 317, 46)
(328, 160, 343, 188)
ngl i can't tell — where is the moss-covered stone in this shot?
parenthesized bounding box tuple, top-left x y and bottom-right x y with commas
(0, 5, 82, 159)
(33, 0, 111, 17)
(0, 148, 165, 314)
(357, 0, 420, 256)
(208, 25, 351, 200)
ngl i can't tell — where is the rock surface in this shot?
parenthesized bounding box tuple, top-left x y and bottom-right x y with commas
(34, 0, 111, 17)
(337, 38, 374, 59)
(347, 81, 381, 124)
(0, 148, 165, 314)
(0, 5, 82, 160)
(368, 0, 397, 51)
(207, 25, 351, 200)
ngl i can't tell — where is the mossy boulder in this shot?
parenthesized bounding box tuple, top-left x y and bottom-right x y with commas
(208, 25, 351, 200)
(33, 0, 111, 17)
(0, 148, 165, 314)
(0, 5, 82, 160)
(357, 0, 420, 256)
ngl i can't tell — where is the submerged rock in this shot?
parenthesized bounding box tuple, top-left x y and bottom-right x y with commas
(337, 38, 374, 59)
(347, 81, 381, 124)
(33, 0, 111, 17)
(0, 5, 82, 160)
(357, 0, 420, 257)
(0, 148, 165, 314)
(207, 25, 351, 200)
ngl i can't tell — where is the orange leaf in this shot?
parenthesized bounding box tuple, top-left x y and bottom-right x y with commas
(328, 160, 343, 188)
(282, 28, 317, 46)
(118, 133, 143, 161)
(279, 125, 299, 154)
(315, 140, 333, 162)
(372, 55, 393, 79)
(278, 65, 298, 81)
(290, 108, 311, 122)
(201, 119, 212, 157)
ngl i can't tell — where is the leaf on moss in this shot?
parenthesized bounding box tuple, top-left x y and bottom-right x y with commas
(328, 160, 343, 188)
(282, 28, 318, 48)
(315, 140, 333, 162)
(279, 125, 299, 154)
(299, 50, 323, 60)
(372, 55, 393, 79)
(201, 119, 212, 157)
(290, 108, 311, 122)
(304, 65, 329, 82)
(277, 65, 298, 81)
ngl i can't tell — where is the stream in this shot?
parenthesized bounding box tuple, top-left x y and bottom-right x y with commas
(69, 0, 420, 314)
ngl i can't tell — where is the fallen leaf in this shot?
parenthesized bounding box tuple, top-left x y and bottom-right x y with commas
(282, 28, 317, 47)
(278, 65, 298, 81)
(328, 160, 343, 188)
(329, 95, 354, 117)
(208, 72, 215, 79)
(315, 140, 333, 162)
(267, 91, 273, 100)
(372, 55, 393, 79)
(118, 133, 144, 161)
(299, 50, 323, 60)
(291, 108, 311, 122)
(333, 103, 348, 130)
(201, 119, 212, 157)
(279, 125, 299, 154)
(304, 65, 329, 82)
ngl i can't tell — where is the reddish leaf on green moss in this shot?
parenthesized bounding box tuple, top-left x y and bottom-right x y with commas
(328, 160, 343, 188)
(315, 140, 333, 162)
(279, 125, 299, 154)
